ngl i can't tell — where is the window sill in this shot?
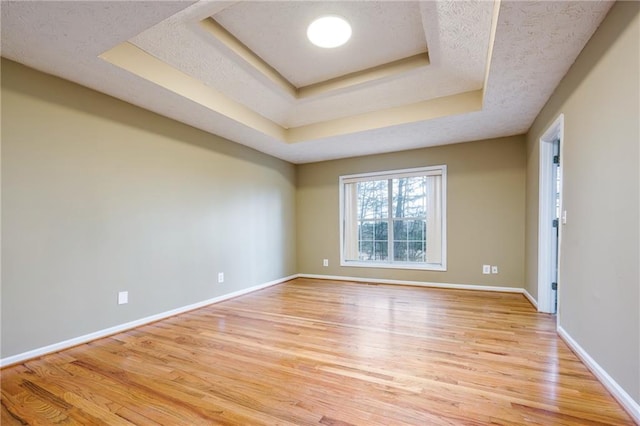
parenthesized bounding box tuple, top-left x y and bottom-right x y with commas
(340, 260, 447, 272)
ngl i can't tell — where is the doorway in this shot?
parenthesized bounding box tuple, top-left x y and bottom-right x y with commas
(537, 114, 564, 314)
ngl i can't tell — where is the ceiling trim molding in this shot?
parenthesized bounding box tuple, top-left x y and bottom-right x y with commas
(286, 90, 483, 143)
(200, 17, 430, 100)
(100, 42, 482, 145)
(199, 17, 297, 98)
(482, 0, 502, 104)
(99, 41, 287, 141)
(297, 53, 430, 99)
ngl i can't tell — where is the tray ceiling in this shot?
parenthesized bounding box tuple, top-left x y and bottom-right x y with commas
(1, 1, 614, 163)
(212, 1, 428, 87)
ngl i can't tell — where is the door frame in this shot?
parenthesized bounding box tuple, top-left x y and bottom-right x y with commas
(537, 114, 564, 314)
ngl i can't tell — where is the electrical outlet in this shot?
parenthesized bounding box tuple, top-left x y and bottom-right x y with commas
(482, 265, 491, 274)
(491, 266, 499, 274)
(323, 259, 329, 267)
(118, 291, 128, 305)
(218, 272, 224, 283)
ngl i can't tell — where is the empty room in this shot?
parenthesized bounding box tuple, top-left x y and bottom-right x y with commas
(1, 0, 638, 424)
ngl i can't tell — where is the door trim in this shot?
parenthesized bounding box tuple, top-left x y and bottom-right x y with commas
(537, 114, 564, 314)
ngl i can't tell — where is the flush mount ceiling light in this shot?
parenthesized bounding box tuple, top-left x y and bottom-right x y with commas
(307, 15, 352, 48)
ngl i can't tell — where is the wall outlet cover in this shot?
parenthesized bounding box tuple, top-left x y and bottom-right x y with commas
(482, 265, 491, 274)
(118, 291, 128, 305)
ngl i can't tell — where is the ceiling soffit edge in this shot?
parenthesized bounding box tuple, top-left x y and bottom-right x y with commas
(100, 42, 482, 144)
(287, 90, 483, 143)
(199, 17, 431, 100)
(99, 42, 287, 140)
(297, 54, 430, 99)
(198, 17, 297, 99)
(482, 0, 502, 104)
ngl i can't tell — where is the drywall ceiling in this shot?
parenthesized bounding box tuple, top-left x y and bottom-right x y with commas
(1, 1, 613, 164)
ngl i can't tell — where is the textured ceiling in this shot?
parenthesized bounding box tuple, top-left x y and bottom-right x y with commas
(1, 1, 614, 164)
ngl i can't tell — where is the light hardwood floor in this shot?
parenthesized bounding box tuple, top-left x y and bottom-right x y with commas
(1, 278, 635, 425)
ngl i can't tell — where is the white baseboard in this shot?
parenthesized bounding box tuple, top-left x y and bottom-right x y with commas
(0, 274, 296, 368)
(297, 273, 525, 294)
(523, 289, 538, 309)
(557, 326, 640, 424)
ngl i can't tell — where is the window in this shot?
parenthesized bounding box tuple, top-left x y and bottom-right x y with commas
(340, 165, 446, 271)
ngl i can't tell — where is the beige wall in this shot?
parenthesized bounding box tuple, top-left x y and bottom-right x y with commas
(526, 1, 639, 403)
(1, 59, 297, 358)
(297, 136, 526, 287)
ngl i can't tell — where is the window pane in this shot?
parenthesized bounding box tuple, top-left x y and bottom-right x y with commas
(358, 221, 388, 241)
(359, 240, 372, 260)
(357, 180, 388, 219)
(360, 221, 373, 240)
(393, 220, 426, 262)
(358, 221, 387, 261)
(408, 241, 426, 262)
(393, 241, 407, 262)
(376, 220, 388, 241)
(408, 220, 426, 241)
(393, 220, 406, 241)
(374, 241, 388, 261)
(392, 176, 426, 218)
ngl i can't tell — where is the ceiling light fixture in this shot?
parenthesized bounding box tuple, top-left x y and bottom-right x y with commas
(307, 15, 352, 48)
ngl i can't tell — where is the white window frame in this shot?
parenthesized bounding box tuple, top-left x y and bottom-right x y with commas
(339, 165, 447, 271)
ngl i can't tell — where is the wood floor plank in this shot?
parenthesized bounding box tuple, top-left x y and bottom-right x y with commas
(1, 278, 635, 425)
